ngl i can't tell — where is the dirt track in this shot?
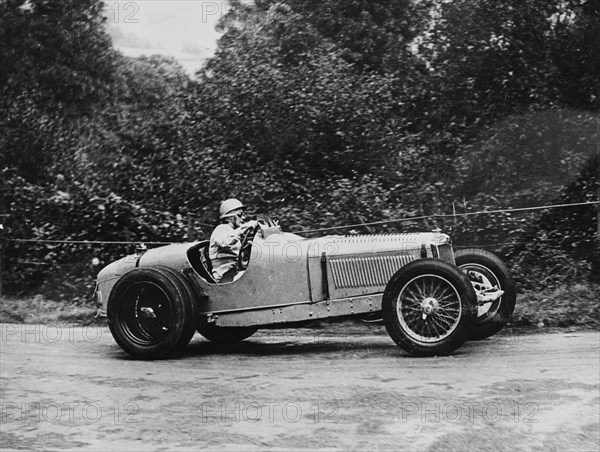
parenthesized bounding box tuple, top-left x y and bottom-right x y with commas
(0, 322, 599, 451)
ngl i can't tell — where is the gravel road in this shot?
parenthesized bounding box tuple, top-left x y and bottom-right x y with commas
(1, 322, 598, 451)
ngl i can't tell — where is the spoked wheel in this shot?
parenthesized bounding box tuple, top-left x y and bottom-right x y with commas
(455, 249, 516, 340)
(398, 274, 462, 342)
(383, 259, 477, 356)
(108, 267, 196, 359)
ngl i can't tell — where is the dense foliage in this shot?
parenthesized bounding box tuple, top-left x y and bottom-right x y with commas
(1, 0, 598, 301)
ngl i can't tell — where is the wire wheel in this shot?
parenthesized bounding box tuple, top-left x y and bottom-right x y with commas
(383, 259, 476, 356)
(397, 274, 462, 343)
(459, 263, 501, 320)
(455, 248, 517, 340)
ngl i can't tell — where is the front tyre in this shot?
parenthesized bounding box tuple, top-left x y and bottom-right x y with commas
(383, 259, 477, 356)
(107, 267, 197, 359)
(455, 248, 516, 340)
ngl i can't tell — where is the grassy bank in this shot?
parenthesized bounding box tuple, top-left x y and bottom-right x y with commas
(510, 283, 600, 330)
(0, 295, 100, 325)
(1, 283, 598, 331)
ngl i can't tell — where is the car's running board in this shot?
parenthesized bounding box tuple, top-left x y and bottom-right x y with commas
(208, 294, 383, 328)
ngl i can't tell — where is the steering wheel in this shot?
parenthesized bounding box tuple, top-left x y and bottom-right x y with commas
(237, 224, 259, 270)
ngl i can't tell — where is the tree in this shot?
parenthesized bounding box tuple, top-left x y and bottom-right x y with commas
(277, 0, 422, 73)
(182, 1, 434, 228)
(505, 153, 599, 288)
(1, 0, 116, 182)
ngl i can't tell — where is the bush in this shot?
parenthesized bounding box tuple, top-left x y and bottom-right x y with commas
(2, 169, 189, 302)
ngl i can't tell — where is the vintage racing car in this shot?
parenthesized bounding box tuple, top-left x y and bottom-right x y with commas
(95, 218, 516, 359)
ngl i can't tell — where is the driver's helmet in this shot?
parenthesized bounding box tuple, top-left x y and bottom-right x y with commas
(219, 198, 245, 219)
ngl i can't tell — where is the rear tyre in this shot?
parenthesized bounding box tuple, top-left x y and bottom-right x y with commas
(455, 248, 516, 340)
(197, 317, 257, 343)
(107, 267, 197, 359)
(383, 259, 477, 356)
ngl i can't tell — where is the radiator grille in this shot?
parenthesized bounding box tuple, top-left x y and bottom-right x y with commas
(328, 254, 416, 289)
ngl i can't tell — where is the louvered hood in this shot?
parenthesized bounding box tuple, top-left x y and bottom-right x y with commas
(306, 232, 453, 301)
(317, 232, 451, 256)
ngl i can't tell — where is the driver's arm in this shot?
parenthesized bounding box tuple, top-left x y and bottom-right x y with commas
(212, 221, 258, 248)
(211, 225, 240, 248)
(239, 220, 259, 231)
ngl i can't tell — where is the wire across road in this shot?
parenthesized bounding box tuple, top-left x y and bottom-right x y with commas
(1, 200, 598, 245)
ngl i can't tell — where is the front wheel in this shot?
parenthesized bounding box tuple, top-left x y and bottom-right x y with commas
(382, 259, 477, 356)
(455, 248, 516, 340)
(107, 267, 197, 359)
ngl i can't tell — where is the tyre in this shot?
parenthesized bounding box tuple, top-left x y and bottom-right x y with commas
(107, 266, 197, 359)
(197, 317, 257, 343)
(455, 248, 516, 340)
(382, 259, 477, 356)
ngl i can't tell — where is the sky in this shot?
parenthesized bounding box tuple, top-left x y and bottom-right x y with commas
(104, 0, 229, 75)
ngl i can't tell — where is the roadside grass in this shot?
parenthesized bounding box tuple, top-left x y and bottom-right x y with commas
(0, 294, 100, 325)
(1, 283, 598, 331)
(510, 282, 600, 330)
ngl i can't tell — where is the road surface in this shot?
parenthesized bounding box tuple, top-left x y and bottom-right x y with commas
(1, 322, 599, 451)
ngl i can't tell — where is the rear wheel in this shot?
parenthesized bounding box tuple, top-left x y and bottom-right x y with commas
(455, 249, 516, 340)
(197, 317, 257, 343)
(382, 259, 477, 356)
(107, 267, 197, 359)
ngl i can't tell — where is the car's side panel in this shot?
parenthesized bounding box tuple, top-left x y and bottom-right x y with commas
(198, 232, 313, 312)
(97, 230, 457, 327)
(307, 255, 326, 302)
(138, 243, 198, 272)
(212, 293, 383, 327)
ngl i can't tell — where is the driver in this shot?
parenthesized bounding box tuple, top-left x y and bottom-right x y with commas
(209, 198, 258, 283)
